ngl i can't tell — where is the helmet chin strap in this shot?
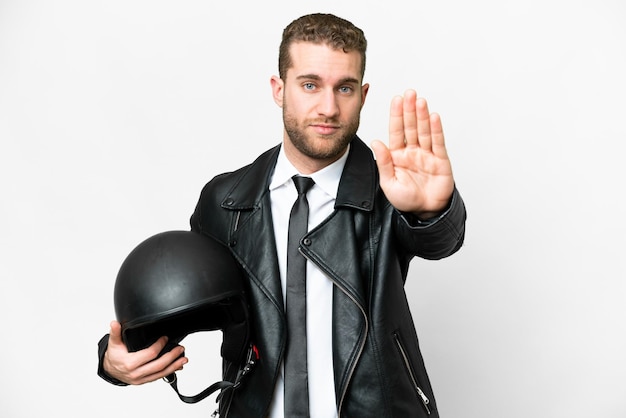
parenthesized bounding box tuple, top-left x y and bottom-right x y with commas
(163, 374, 233, 404)
(163, 344, 259, 404)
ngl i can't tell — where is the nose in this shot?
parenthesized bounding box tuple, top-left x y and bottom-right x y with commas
(316, 89, 340, 118)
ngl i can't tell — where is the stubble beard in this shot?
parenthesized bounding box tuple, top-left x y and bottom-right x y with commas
(282, 105, 360, 161)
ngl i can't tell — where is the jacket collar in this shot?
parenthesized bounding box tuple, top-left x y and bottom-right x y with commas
(335, 136, 377, 212)
(221, 136, 377, 212)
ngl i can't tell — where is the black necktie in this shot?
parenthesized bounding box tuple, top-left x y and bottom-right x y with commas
(284, 175, 315, 417)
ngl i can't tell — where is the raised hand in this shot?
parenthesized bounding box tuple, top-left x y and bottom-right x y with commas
(371, 89, 455, 218)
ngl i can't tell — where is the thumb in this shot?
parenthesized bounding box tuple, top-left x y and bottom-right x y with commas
(108, 320, 124, 347)
(371, 140, 394, 182)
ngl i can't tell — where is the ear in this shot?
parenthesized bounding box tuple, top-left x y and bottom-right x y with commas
(360, 83, 370, 108)
(270, 75, 284, 107)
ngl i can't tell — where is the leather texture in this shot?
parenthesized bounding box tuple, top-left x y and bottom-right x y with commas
(189, 136, 467, 417)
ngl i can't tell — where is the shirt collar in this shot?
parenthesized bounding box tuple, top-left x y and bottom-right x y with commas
(269, 144, 350, 200)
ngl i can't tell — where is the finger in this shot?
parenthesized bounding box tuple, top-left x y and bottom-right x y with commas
(134, 345, 188, 384)
(416, 97, 432, 152)
(388, 95, 405, 150)
(430, 112, 448, 158)
(147, 343, 186, 371)
(371, 140, 395, 183)
(138, 351, 188, 384)
(123, 346, 188, 385)
(126, 342, 185, 383)
(403, 90, 418, 147)
(134, 335, 170, 364)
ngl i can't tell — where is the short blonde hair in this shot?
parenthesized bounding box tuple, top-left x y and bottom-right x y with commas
(278, 13, 367, 80)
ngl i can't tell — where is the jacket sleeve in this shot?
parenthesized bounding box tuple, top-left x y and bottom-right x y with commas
(96, 334, 129, 386)
(394, 186, 467, 260)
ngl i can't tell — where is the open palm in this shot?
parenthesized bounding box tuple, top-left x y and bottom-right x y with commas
(371, 90, 455, 218)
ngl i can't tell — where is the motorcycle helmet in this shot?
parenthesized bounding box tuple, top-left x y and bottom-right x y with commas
(114, 230, 256, 403)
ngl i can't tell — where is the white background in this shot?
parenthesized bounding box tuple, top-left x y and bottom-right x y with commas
(1, 1, 625, 417)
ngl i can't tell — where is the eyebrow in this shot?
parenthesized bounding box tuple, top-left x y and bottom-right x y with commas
(296, 74, 360, 85)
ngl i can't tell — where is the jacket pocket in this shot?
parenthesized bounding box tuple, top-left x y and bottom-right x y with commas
(392, 331, 431, 415)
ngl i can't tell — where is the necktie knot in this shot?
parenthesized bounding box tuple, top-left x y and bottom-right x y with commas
(292, 176, 315, 196)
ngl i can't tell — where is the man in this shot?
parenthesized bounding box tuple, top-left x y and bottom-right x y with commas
(98, 13, 466, 417)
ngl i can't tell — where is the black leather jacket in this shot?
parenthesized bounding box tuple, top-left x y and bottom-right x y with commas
(189, 137, 466, 417)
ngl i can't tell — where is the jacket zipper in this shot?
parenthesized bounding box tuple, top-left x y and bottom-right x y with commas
(303, 250, 368, 418)
(336, 286, 368, 418)
(392, 332, 431, 415)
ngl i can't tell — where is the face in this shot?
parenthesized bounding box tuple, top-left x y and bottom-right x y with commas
(271, 42, 369, 173)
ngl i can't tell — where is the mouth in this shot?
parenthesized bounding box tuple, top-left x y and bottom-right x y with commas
(310, 123, 340, 136)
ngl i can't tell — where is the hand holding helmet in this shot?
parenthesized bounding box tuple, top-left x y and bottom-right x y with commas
(103, 319, 187, 385)
(101, 230, 254, 405)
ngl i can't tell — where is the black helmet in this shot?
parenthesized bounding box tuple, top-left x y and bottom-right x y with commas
(114, 230, 256, 403)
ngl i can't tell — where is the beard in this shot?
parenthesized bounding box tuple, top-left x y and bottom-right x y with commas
(282, 105, 360, 161)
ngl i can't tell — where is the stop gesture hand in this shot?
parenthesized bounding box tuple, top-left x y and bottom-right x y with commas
(371, 90, 455, 219)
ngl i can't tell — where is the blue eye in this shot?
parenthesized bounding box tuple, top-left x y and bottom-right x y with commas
(339, 86, 353, 94)
(303, 83, 315, 90)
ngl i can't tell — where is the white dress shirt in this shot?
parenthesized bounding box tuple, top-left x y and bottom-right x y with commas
(267, 144, 350, 418)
